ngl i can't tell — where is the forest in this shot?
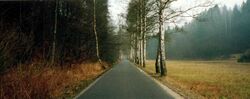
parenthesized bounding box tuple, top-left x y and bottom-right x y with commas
(0, 0, 120, 98)
(0, 0, 120, 72)
(147, 1, 250, 60)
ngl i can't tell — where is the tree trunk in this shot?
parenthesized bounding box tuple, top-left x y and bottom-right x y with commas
(51, 0, 58, 65)
(137, 35, 140, 64)
(93, 0, 103, 67)
(139, 0, 143, 66)
(130, 34, 133, 60)
(158, 1, 167, 76)
(135, 9, 140, 65)
(140, 40, 143, 66)
(130, 46, 133, 60)
(142, 0, 147, 68)
(155, 38, 160, 73)
(142, 37, 146, 68)
(134, 33, 137, 63)
(139, 39, 142, 65)
(31, 2, 35, 38)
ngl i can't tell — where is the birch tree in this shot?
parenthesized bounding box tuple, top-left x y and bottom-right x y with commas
(156, 0, 167, 76)
(142, 0, 147, 67)
(153, 0, 212, 76)
(127, 0, 153, 67)
(93, 0, 103, 65)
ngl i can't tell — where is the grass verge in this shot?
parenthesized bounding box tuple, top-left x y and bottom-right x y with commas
(144, 60, 250, 99)
(0, 61, 109, 99)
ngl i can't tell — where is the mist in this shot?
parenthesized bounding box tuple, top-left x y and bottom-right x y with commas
(147, 1, 250, 60)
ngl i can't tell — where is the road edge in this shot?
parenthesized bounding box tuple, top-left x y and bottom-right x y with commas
(73, 67, 113, 99)
(129, 62, 184, 99)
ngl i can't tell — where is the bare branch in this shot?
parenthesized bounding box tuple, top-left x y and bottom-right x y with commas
(165, 1, 213, 21)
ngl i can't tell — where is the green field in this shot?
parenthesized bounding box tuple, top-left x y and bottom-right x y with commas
(145, 60, 250, 99)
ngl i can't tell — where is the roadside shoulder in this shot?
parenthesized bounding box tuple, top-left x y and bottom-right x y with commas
(129, 62, 184, 99)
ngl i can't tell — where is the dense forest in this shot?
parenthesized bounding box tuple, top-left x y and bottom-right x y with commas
(147, 1, 250, 60)
(0, 1, 120, 72)
(0, 0, 122, 98)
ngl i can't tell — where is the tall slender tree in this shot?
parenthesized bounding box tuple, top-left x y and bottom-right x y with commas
(93, 0, 102, 65)
(157, 0, 167, 76)
(127, 0, 156, 68)
(51, 0, 58, 65)
(142, 0, 147, 67)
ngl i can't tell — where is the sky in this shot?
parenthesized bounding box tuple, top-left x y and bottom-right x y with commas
(108, 0, 246, 27)
(108, 0, 130, 26)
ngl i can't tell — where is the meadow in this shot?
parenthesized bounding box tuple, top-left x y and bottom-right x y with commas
(145, 60, 250, 99)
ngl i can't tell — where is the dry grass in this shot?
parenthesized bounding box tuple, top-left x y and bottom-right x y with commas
(0, 61, 106, 99)
(145, 60, 250, 99)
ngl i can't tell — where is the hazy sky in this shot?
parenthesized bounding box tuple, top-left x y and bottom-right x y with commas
(108, 0, 130, 26)
(108, 0, 246, 27)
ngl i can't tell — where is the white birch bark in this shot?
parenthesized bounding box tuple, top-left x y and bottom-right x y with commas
(93, 0, 103, 66)
(158, 0, 167, 76)
(142, 0, 147, 68)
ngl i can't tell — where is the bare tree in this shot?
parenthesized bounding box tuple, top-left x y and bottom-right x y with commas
(127, 0, 153, 67)
(142, 0, 147, 68)
(153, 0, 213, 76)
(93, 0, 104, 67)
(51, 0, 58, 65)
(155, 39, 161, 73)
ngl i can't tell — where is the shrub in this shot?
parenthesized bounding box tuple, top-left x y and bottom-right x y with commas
(0, 62, 104, 99)
(238, 49, 250, 63)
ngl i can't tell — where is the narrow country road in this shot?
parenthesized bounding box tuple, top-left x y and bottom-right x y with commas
(75, 60, 178, 99)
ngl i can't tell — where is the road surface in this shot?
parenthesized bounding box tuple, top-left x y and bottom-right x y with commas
(75, 60, 179, 99)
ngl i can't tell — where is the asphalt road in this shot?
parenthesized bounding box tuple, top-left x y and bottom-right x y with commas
(75, 60, 176, 99)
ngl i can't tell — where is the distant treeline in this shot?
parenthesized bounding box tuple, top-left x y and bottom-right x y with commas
(0, 1, 119, 72)
(148, 1, 250, 60)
